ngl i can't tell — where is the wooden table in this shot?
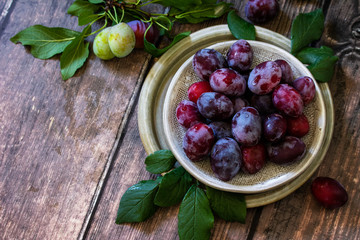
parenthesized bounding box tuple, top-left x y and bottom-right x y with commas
(1, 1, 359, 239)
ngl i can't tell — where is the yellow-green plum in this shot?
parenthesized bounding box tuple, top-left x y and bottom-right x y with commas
(93, 27, 115, 60)
(108, 22, 135, 58)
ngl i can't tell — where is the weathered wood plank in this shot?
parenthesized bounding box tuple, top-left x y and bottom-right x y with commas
(0, 1, 156, 239)
(253, 1, 360, 239)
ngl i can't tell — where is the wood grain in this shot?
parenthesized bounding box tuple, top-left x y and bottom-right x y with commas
(0, 1, 154, 239)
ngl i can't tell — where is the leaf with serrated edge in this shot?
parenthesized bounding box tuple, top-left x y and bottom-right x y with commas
(227, 10, 255, 40)
(145, 150, 176, 174)
(116, 179, 160, 224)
(154, 166, 193, 207)
(10, 25, 80, 59)
(291, 9, 324, 54)
(178, 185, 214, 240)
(144, 31, 190, 57)
(206, 186, 246, 223)
(60, 25, 91, 80)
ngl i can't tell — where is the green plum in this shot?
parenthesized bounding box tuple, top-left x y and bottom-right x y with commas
(108, 22, 135, 58)
(93, 27, 115, 60)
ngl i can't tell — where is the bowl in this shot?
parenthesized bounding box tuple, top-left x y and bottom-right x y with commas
(163, 40, 326, 194)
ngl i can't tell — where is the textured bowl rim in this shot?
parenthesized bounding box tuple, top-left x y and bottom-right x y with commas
(162, 40, 326, 194)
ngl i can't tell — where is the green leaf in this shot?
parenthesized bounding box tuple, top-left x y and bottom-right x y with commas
(206, 186, 246, 223)
(227, 10, 256, 40)
(144, 31, 191, 57)
(116, 179, 160, 224)
(154, 16, 173, 31)
(179, 3, 232, 24)
(60, 25, 91, 80)
(178, 185, 214, 240)
(154, 166, 193, 207)
(10, 25, 80, 59)
(291, 9, 324, 54)
(88, 0, 104, 4)
(296, 46, 338, 82)
(67, 0, 101, 17)
(78, 13, 101, 26)
(145, 150, 177, 174)
(296, 46, 334, 64)
(307, 55, 338, 82)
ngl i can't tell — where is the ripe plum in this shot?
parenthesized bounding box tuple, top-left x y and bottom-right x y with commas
(209, 68, 246, 97)
(176, 100, 204, 128)
(241, 143, 266, 174)
(267, 136, 305, 164)
(232, 107, 262, 146)
(293, 76, 316, 105)
(245, 0, 280, 23)
(197, 92, 234, 120)
(275, 59, 293, 84)
(127, 20, 159, 48)
(286, 114, 309, 137)
(192, 49, 227, 81)
(263, 113, 287, 142)
(210, 137, 242, 181)
(209, 121, 232, 140)
(311, 177, 348, 209)
(226, 39, 253, 72)
(272, 84, 304, 117)
(183, 123, 215, 161)
(248, 61, 282, 95)
(188, 81, 213, 103)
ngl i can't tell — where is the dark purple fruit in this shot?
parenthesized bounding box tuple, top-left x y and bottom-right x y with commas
(241, 143, 266, 174)
(263, 113, 287, 142)
(311, 177, 348, 209)
(232, 97, 249, 113)
(183, 123, 215, 161)
(245, 0, 280, 24)
(272, 84, 304, 117)
(293, 76, 316, 105)
(176, 100, 204, 128)
(248, 61, 282, 95)
(209, 121, 232, 140)
(209, 68, 246, 97)
(267, 136, 306, 164)
(226, 39, 253, 72)
(197, 92, 234, 120)
(275, 59, 293, 84)
(232, 107, 262, 146)
(210, 137, 242, 181)
(286, 114, 310, 137)
(192, 49, 227, 81)
(250, 94, 276, 115)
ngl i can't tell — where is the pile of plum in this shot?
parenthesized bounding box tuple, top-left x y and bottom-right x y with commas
(176, 39, 316, 182)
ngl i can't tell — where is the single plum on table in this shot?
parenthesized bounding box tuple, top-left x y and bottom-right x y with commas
(226, 39, 253, 72)
(188, 81, 213, 103)
(311, 177, 348, 209)
(267, 136, 306, 164)
(210, 137, 242, 181)
(209, 68, 246, 97)
(263, 113, 287, 142)
(232, 107, 262, 146)
(176, 100, 204, 128)
(293, 76, 316, 105)
(245, 0, 280, 23)
(192, 49, 227, 81)
(241, 143, 266, 174)
(272, 84, 304, 117)
(183, 123, 215, 161)
(197, 92, 234, 120)
(248, 61, 282, 95)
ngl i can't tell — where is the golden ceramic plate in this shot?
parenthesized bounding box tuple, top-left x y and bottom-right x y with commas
(138, 25, 334, 206)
